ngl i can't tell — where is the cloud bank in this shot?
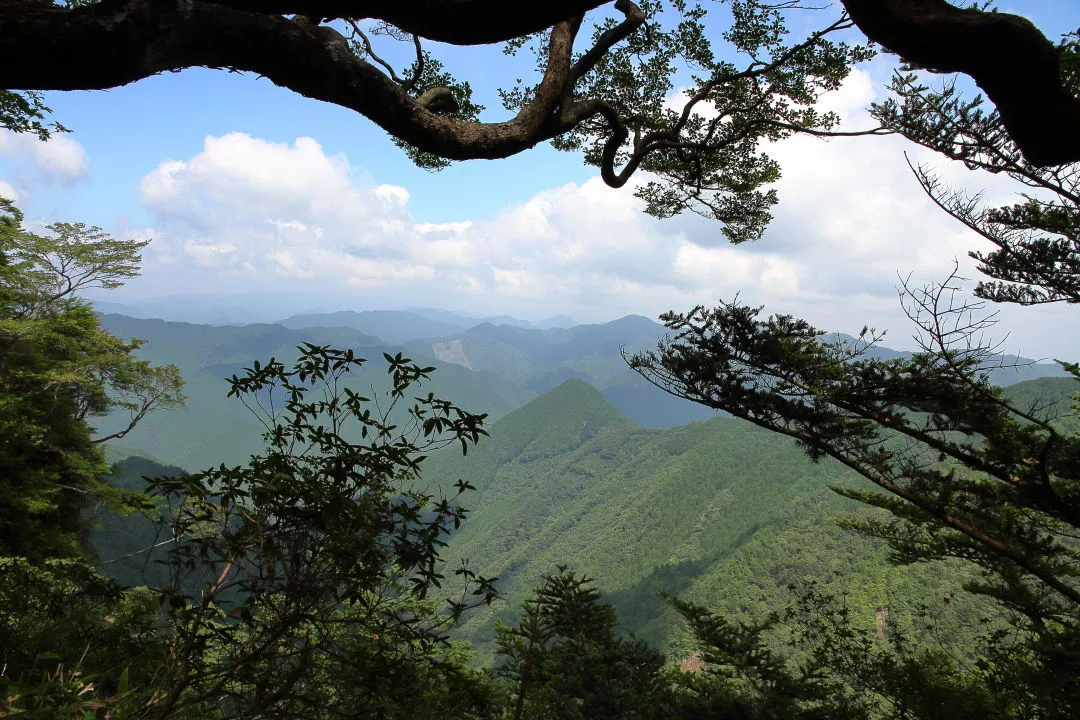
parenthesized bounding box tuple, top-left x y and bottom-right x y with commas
(109, 69, 1067, 356)
(0, 130, 90, 195)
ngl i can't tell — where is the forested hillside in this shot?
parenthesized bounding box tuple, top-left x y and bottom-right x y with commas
(94, 311, 1069, 471)
(427, 378, 1031, 658)
(90, 456, 187, 590)
(4, 0, 1079, 716)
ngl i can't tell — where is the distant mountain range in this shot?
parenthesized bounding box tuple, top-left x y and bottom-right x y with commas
(93, 321, 1078, 658)
(91, 297, 579, 332)
(94, 310, 1070, 472)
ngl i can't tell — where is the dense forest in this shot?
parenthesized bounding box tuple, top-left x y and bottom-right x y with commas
(3, 0, 1080, 718)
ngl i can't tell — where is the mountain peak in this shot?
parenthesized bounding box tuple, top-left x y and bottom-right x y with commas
(491, 379, 634, 463)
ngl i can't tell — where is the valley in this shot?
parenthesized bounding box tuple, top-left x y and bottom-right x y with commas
(91, 308, 1075, 659)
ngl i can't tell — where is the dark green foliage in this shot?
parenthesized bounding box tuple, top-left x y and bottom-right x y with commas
(426, 379, 989, 662)
(0, 558, 162, 717)
(502, 0, 874, 242)
(495, 568, 669, 720)
(780, 582, 1054, 720)
(0, 198, 183, 561)
(3, 343, 501, 718)
(666, 594, 866, 720)
(90, 455, 188, 589)
(872, 34, 1080, 307)
(631, 294, 1080, 610)
(138, 344, 496, 718)
(628, 39, 1080, 714)
(629, 298, 1080, 715)
(0, 89, 66, 140)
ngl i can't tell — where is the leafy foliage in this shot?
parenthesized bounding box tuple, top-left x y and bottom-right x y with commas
(495, 567, 669, 720)
(132, 344, 495, 718)
(501, 0, 875, 242)
(629, 39, 1080, 718)
(872, 33, 1080, 306)
(0, 198, 182, 560)
(427, 378, 996, 664)
(0, 557, 161, 718)
(0, 89, 66, 140)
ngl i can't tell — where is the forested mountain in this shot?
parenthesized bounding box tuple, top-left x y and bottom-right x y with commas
(90, 455, 187, 590)
(87, 309, 1080, 674)
(426, 378, 1021, 659)
(93, 312, 1071, 472)
(93, 314, 534, 470)
(274, 310, 714, 425)
(99, 371, 1073, 665)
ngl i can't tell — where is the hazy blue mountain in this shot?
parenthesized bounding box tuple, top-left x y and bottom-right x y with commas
(94, 311, 1067, 470)
(419, 314, 663, 378)
(91, 294, 324, 325)
(535, 314, 579, 329)
(94, 314, 533, 470)
(825, 333, 1068, 386)
(414, 315, 715, 428)
(405, 307, 535, 329)
(276, 309, 468, 344)
(985, 357, 1072, 385)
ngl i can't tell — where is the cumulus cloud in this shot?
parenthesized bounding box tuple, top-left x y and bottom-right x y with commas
(133, 133, 765, 321)
(127, 74, 1067, 357)
(0, 130, 90, 187)
(0, 180, 19, 202)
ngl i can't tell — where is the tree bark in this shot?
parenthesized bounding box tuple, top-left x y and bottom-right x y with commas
(1, 0, 1077, 166)
(842, 0, 1080, 166)
(211, 0, 610, 44)
(0, 0, 588, 160)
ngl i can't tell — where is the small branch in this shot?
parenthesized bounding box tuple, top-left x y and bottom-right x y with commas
(405, 33, 424, 92)
(96, 535, 185, 567)
(569, 0, 647, 84)
(348, 21, 406, 84)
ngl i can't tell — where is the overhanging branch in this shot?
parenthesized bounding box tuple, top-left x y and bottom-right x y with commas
(211, 0, 610, 44)
(0, 0, 591, 161)
(841, 0, 1080, 166)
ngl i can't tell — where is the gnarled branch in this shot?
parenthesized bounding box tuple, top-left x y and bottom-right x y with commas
(841, 0, 1080, 166)
(210, 0, 609, 45)
(0, 0, 589, 161)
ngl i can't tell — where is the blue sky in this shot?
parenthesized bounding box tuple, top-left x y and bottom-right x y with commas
(1, 1, 1077, 357)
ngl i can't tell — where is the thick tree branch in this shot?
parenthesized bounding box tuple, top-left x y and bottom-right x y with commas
(3, 0, 1075, 176)
(0, 0, 586, 161)
(569, 0, 646, 84)
(211, 0, 609, 44)
(841, 0, 1080, 166)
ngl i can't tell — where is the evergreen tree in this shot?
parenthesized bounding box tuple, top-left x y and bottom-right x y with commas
(495, 567, 669, 720)
(628, 32, 1080, 720)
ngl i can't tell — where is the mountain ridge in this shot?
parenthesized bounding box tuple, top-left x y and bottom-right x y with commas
(430, 374, 1078, 659)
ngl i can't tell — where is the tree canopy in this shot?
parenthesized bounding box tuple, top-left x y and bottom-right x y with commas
(2, 1, 1078, 241)
(628, 31, 1080, 717)
(0, 198, 183, 560)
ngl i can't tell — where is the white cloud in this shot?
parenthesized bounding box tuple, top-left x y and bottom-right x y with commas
(0, 130, 90, 186)
(0, 180, 19, 202)
(123, 73, 1071, 358)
